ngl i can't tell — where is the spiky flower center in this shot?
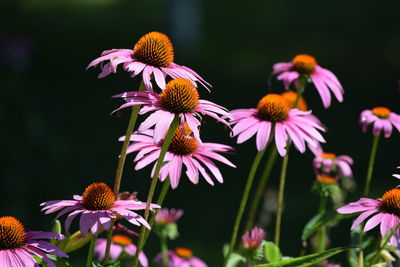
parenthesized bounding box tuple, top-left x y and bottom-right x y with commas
(159, 78, 199, 114)
(82, 183, 116, 210)
(0, 216, 26, 250)
(256, 94, 290, 122)
(321, 153, 336, 159)
(168, 124, 198, 156)
(292, 54, 317, 74)
(380, 188, 400, 216)
(112, 235, 132, 247)
(133, 32, 174, 68)
(175, 247, 193, 259)
(281, 91, 308, 111)
(317, 175, 337, 184)
(372, 107, 391, 119)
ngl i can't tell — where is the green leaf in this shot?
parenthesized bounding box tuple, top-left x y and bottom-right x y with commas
(222, 244, 246, 267)
(264, 241, 282, 263)
(51, 220, 62, 245)
(302, 211, 354, 241)
(92, 260, 120, 267)
(254, 247, 348, 267)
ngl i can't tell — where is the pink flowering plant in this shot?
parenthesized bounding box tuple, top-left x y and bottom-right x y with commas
(5, 29, 400, 267)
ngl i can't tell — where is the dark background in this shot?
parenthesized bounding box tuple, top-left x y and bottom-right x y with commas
(1, 0, 400, 266)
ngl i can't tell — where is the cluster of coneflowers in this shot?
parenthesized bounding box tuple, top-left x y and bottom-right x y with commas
(1, 31, 400, 267)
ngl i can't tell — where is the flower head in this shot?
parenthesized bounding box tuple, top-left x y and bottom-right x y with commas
(322, 260, 341, 267)
(41, 182, 159, 236)
(114, 78, 231, 143)
(155, 208, 184, 225)
(0, 216, 67, 267)
(281, 91, 308, 111)
(242, 227, 266, 250)
(123, 126, 236, 189)
(337, 188, 400, 245)
(273, 54, 344, 108)
(359, 107, 400, 138)
(230, 93, 325, 156)
(94, 235, 148, 267)
(313, 149, 354, 179)
(154, 247, 207, 267)
(87, 31, 210, 91)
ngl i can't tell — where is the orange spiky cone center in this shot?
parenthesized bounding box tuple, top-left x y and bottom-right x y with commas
(292, 54, 317, 74)
(82, 182, 116, 210)
(159, 78, 199, 114)
(317, 175, 337, 184)
(0, 216, 26, 250)
(256, 94, 290, 122)
(321, 153, 336, 160)
(112, 235, 132, 247)
(281, 91, 308, 110)
(168, 124, 198, 156)
(133, 31, 174, 68)
(175, 247, 193, 259)
(380, 188, 400, 216)
(372, 107, 391, 119)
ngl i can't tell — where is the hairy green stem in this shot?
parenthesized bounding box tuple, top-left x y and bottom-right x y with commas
(161, 236, 169, 267)
(245, 147, 278, 230)
(131, 116, 179, 267)
(86, 237, 97, 267)
(317, 195, 327, 252)
(223, 149, 266, 267)
(363, 134, 380, 197)
(274, 146, 290, 246)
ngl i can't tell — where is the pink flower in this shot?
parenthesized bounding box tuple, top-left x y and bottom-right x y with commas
(273, 54, 344, 108)
(122, 126, 236, 189)
(322, 260, 341, 267)
(0, 216, 67, 267)
(155, 208, 184, 225)
(41, 182, 159, 236)
(394, 166, 400, 179)
(242, 227, 266, 250)
(230, 94, 325, 156)
(87, 31, 210, 91)
(337, 188, 400, 245)
(114, 78, 231, 143)
(313, 149, 354, 178)
(359, 107, 400, 138)
(94, 235, 148, 267)
(154, 247, 207, 267)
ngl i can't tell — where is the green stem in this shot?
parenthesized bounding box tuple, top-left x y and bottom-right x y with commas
(245, 147, 278, 230)
(103, 219, 115, 264)
(223, 149, 266, 267)
(86, 237, 97, 267)
(370, 224, 400, 264)
(131, 116, 179, 267)
(105, 81, 146, 262)
(142, 178, 171, 245)
(161, 236, 169, 267)
(113, 80, 146, 196)
(363, 134, 380, 197)
(274, 146, 290, 246)
(317, 195, 327, 252)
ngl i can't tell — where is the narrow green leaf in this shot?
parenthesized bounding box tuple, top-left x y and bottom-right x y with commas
(264, 241, 282, 263)
(254, 247, 348, 267)
(302, 211, 353, 241)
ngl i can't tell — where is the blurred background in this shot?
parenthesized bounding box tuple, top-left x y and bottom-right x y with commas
(1, 0, 400, 265)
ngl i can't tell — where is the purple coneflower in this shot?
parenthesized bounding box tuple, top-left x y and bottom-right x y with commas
(155, 208, 184, 225)
(123, 126, 235, 189)
(313, 150, 353, 178)
(41, 182, 159, 236)
(322, 260, 341, 267)
(94, 235, 148, 266)
(87, 31, 209, 91)
(230, 94, 325, 156)
(242, 227, 266, 250)
(360, 107, 400, 138)
(0, 216, 67, 267)
(394, 167, 400, 179)
(154, 247, 207, 267)
(114, 78, 231, 143)
(337, 188, 400, 245)
(273, 54, 344, 108)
